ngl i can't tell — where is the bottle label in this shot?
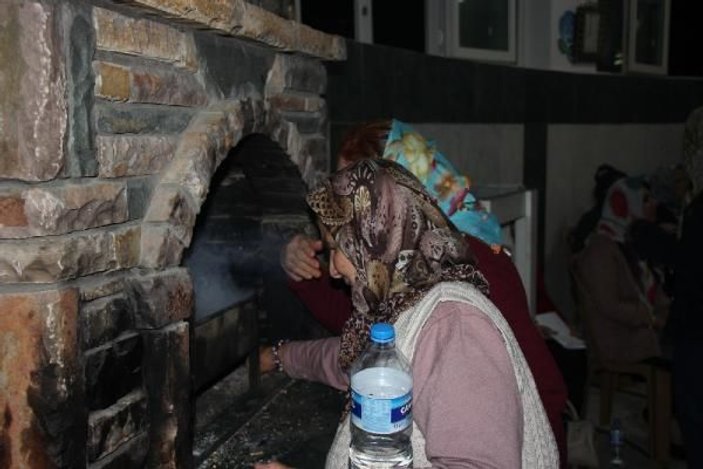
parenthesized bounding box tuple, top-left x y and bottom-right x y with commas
(350, 390, 412, 434)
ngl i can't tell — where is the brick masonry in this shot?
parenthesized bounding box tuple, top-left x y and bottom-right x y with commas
(0, 1, 344, 467)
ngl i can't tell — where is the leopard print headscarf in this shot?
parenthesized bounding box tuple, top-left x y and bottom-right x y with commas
(307, 159, 489, 371)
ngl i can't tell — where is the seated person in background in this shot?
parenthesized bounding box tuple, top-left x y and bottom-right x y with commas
(572, 176, 671, 364)
(277, 119, 569, 464)
(258, 159, 558, 468)
(568, 164, 627, 254)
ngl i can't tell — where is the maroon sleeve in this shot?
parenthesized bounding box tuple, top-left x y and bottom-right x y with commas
(468, 237, 568, 466)
(287, 272, 353, 335)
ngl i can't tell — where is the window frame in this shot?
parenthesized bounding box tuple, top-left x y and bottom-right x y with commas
(443, 0, 518, 63)
(626, 0, 671, 75)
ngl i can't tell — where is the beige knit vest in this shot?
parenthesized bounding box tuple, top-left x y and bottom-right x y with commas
(325, 282, 559, 468)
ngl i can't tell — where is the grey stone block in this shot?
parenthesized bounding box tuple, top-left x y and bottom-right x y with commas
(95, 103, 195, 134)
(63, 3, 97, 177)
(195, 32, 274, 99)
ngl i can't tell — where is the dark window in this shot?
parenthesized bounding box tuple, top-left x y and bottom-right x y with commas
(300, 0, 355, 39)
(300, 0, 425, 53)
(372, 0, 425, 53)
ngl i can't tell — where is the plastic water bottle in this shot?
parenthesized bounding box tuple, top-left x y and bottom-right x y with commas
(349, 323, 413, 468)
(609, 417, 625, 467)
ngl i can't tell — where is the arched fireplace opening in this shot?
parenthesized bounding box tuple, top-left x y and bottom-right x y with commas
(184, 133, 329, 396)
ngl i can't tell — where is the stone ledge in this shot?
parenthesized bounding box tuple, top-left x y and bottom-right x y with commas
(110, 0, 346, 60)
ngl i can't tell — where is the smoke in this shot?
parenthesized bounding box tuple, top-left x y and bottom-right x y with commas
(183, 232, 259, 321)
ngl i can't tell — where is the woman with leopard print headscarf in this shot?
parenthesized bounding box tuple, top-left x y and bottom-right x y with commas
(256, 159, 558, 468)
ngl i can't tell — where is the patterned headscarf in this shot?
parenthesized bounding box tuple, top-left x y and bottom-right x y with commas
(597, 177, 650, 243)
(597, 176, 662, 305)
(382, 119, 504, 249)
(307, 159, 489, 371)
(683, 106, 703, 196)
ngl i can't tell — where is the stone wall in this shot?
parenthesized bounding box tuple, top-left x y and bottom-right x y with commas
(0, 1, 344, 467)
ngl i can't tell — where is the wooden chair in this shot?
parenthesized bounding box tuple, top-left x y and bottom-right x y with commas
(568, 257, 671, 467)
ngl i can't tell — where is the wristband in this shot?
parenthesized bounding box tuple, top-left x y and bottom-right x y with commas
(271, 339, 288, 373)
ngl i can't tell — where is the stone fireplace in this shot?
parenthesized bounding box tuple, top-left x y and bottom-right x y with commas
(0, 1, 344, 467)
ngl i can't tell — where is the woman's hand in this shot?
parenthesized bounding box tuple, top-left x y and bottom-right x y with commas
(259, 345, 276, 374)
(281, 234, 323, 281)
(253, 461, 294, 469)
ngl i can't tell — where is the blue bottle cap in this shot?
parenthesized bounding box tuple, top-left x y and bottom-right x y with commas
(370, 323, 395, 343)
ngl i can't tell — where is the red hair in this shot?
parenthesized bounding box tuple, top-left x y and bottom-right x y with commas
(336, 119, 392, 168)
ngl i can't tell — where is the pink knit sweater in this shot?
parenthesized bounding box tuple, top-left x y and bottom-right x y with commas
(280, 301, 523, 468)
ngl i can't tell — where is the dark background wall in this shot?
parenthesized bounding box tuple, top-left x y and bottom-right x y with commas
(326, 39, 703, 126)
(326, 40, 702, 245)
(323, 39, 703, 317)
